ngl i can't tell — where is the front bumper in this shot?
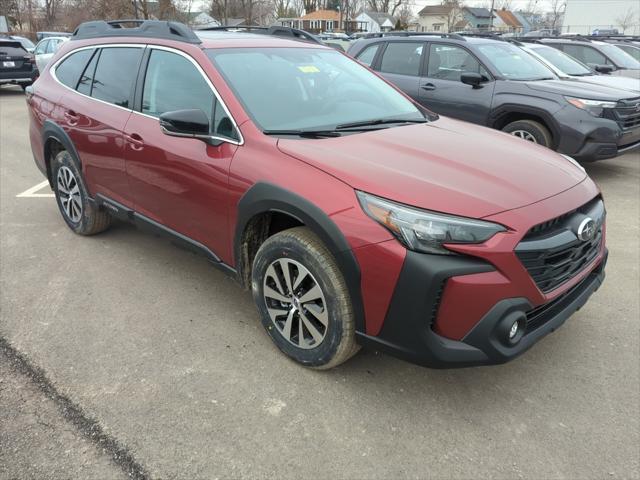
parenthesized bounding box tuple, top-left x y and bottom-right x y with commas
(553, 105, 640, 162)
(356, 250, 607, 368)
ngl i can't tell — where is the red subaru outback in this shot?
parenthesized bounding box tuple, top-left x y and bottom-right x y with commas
(26, 21, 607, 369)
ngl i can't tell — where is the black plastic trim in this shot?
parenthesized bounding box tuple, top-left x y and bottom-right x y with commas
(356, 251, 494, 367)
(72, 20, 202, 44)
(94, 194, 237, 276)
(41, 120, 82, 185)
(234, 182, 365, 333)
(356, 249, 607, 368)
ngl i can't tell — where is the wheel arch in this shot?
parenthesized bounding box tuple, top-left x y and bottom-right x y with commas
(42, 120, 81, 187)
(234, 182, 366, 333)
(490, 105, 560, 149)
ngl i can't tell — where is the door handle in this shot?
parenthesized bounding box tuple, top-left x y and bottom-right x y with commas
(421, 83, 436, 91)
(125, 133, 144, 151)
(64, 109, 79, 125)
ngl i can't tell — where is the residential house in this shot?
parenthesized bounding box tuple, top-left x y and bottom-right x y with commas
(186, 11, 220, 28)
(224, 18, 258, 27)
(494, 9, 523, 33)
(417, 5, 455, 33)
(299, 9, 360, 33)
(355, 11, 396, 33)
(461, 7, 493, 31)
(513, 11, 533, 33)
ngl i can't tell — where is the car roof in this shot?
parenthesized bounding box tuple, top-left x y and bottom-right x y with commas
(354, 34, 501, 46)
(195, 31, 329, 49)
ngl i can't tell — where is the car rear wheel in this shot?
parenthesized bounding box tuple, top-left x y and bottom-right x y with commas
(52, 150, 111, 235)
(503, 120, 552, 147)
(251, 227, 359, 369)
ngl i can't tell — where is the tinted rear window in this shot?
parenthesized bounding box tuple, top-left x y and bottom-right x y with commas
(0, 42, 27, 57)
(55, 49, 94, 88)
(91, 47, 143, 108)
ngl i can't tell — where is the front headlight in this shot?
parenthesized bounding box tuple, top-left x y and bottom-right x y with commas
(356, 191, 506, 255)
(565, 96, 617, 117)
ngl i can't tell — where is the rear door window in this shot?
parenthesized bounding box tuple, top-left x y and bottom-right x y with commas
(379, 42, 424, 76)
(356, 44, 381, 67)
(55, 49, 94, 89)
(90, 47, 143, 108)
(45, 39, 59, 54)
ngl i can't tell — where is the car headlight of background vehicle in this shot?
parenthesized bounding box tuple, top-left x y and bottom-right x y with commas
(356, 191, 506, 255)
(565, 96, 617, 117)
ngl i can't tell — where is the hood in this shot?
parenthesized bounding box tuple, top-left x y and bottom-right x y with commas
(571, 75, 640, 94)
(525, 79, 638, 100)
(277, 117, 587, 219)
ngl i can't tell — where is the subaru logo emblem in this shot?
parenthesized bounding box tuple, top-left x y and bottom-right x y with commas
(577, 217, 596, 242)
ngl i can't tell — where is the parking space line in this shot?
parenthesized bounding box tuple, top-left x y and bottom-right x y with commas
(16, 180, 54, 198)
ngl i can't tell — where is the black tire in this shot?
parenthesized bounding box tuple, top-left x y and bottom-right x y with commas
(251, 227, 359, 369)
(502, 119, 552, 148)
(51, 150, 111, 235)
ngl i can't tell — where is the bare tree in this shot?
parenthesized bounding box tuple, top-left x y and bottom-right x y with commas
(615, 7, 637, 34)
(548, 0, 565, 31)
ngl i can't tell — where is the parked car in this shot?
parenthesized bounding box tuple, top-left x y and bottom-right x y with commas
(0, 38, 37, 90)
(35, 31, 72, 41)
(33, 36, 69, 72)
(597, 38, 640, 62)
(9, 35, 36, 53)
(519, 41, 640, 93)
(538, 37, 640, 79)
(348, 34, 640, 161)
(592, 29, 619, 36)
(27, 20, 608, 369)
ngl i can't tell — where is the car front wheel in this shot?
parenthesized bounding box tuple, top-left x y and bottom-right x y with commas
(502, 119, 552, 147)
(251, 227, 359, 369)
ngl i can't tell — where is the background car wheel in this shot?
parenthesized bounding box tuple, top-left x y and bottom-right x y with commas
(52, 150, 111, 235)
(251, 227, 359, 369)
(502, 120, 552, 147)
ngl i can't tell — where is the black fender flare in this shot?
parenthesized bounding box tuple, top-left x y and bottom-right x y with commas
(489, 104, 561, 148)
(235, 182, 366, 334)
(42, 120, 81, 185)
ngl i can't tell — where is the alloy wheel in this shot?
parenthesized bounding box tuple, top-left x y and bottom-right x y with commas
(511, 130, 537, 143)
(56, 166, 83, 223)
(262, 258, 328, 349)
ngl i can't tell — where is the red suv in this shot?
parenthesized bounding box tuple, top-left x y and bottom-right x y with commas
(26, 21, 607, 369)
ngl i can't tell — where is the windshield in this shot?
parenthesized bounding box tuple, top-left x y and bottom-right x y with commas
(599, 43, 640, 69)
(478, 43, 556, 80)
(616, 44, 640, 62)
(206, 48, 424, 131)
(531, 45, 592, 76)
(16, 37, 35, 50)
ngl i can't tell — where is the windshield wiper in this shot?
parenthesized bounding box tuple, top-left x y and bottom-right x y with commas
(263, 129, 342, 138)
(335, 118, 428, 130)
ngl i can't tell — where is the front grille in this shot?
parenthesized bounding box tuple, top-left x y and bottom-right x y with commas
(516, 198, 604, 293)
(611, 98, 640, 131)
(524, 269, 596, 333)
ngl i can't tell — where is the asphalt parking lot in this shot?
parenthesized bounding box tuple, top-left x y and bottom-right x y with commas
(1, 85, 639, 479)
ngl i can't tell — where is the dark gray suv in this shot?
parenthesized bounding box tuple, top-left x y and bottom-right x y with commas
(348, 35, 640, 161)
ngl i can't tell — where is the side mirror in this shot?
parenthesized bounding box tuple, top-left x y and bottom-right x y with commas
(594, 64, 614, 74)
(159, 109, 228, 146)
(460, 72, 484, 88)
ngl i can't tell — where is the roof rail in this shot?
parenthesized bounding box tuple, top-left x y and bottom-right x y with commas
(72, 20, 202, 44)
(460, 32, 513, 42)
(197, 25, 322, 44)
(362, 31, 466, 41)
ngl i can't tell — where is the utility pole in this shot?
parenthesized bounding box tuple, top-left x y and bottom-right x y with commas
(489, 0, 495, 30)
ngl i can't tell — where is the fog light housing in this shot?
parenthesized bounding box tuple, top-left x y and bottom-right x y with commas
(498, 311, 526, 346)
(509, 321, 519, 339)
